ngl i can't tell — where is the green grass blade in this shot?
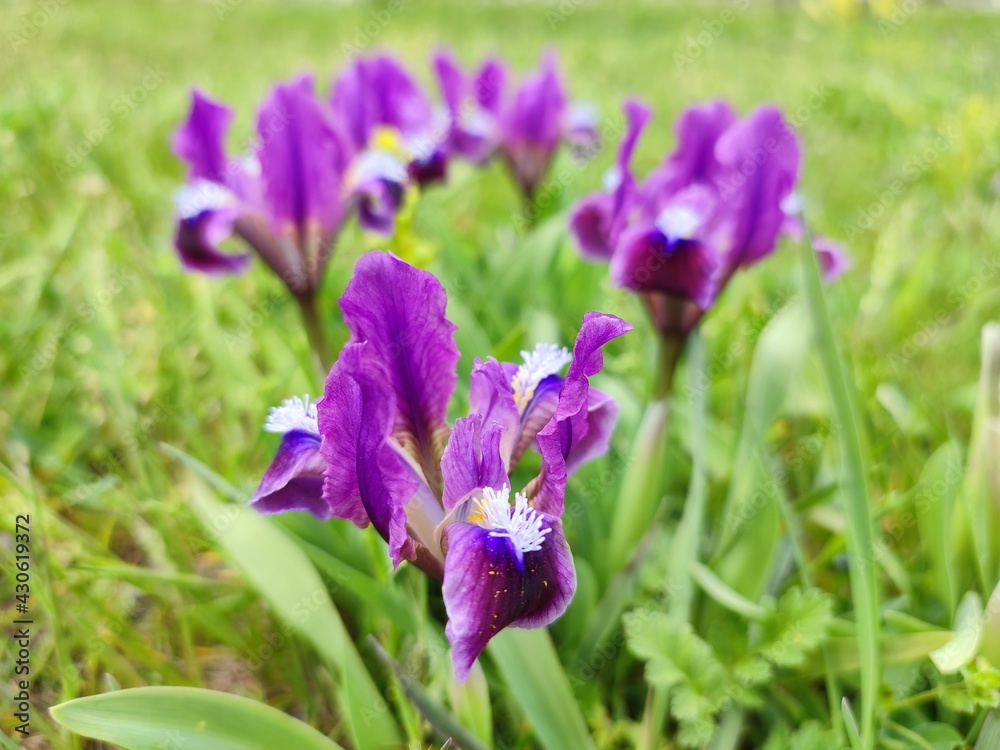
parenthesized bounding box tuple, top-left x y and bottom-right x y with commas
(50, 686, 345, 750)
(801, 231, 880, 747)
(369, 638, 490, 750)
(488, 628, 596, 750)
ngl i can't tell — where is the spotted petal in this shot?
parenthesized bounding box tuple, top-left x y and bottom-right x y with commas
(443, 514, 575, 682)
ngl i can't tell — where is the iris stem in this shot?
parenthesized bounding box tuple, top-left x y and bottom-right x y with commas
(654, 333, 682, 400)
(295, 291, 331, 373)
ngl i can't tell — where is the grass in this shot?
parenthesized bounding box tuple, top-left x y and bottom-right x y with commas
(2, 0, 1000, 747)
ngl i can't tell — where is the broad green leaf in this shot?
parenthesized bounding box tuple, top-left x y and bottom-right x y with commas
(716, 300, 812, 599)
(910, 723, 963, 750)
(930, 591, 983, 673)
(914, 442, 962, 614)
(976, 708, 1000, 749)
(488, 628, 596, 750)
(756, 588, 834, 669)
(50, 687, 344, 750)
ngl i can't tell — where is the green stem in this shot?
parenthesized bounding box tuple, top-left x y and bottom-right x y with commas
(295, 291, 330, 374)
(654, 333, 682, 401)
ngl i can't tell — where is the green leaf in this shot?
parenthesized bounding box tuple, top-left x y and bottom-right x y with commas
(930, 591, 983, 674)
(50, 687, 345, 750)
(625, 611, 732, 748)
(909, 723, 963, 750)
(976, 708, 1000, 749)
(715, 299, 812, 600)
(488, 628, 596, 750)
(801, 230, 880, 748)
(756, 588, 834, 669)
(913, 441, 962, 614)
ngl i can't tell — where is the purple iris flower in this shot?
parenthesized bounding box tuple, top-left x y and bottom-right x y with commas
(569, 99, 849, 339)
(251, 251, 630, 679)
(171, 76, 351, 295)
(330, 53, 448, 192)
(433, 49, 597, 201)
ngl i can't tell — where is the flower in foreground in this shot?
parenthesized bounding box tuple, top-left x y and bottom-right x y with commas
(251, 251, 631, 678)
(434, 48, 597, 201)
(569, 98, 849, 342)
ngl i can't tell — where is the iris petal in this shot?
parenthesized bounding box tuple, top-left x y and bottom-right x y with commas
(443, 514, 575, 682)
(250, 430, 328, 518)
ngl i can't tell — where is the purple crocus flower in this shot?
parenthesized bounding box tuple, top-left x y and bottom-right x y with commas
(330, 53, 448, 190)
(171, 76, 350, 295)
(251, 251, 630, 679)
(434, 49, 597, 201)
(569, 99, 849, 340)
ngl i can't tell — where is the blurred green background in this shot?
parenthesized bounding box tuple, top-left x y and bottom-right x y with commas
(2, 0, 1000, 747)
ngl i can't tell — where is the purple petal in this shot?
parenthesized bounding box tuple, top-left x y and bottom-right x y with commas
(256, 74, 348, 237)
(468, 358, 521, 469)
(714, 105, 800, 268)
(569, 99, 651, 261)
(174, 206, 250, 275)
(814, 236, 851, 281)
(644, 100, 736, 200)
(500, 52, 566, 197)
(354, 177, 405, 235)
(610, 225, 718, 309)
(433, 48, 465, 111)
(440, 415, 510, 511)
(250, 430, 329, 518)
(331, 54, 433, 152)
(443, 515, 575, 681)
(569, 193, 616, 261)
(534, 313, 631, 515)
(318, 342, 420, 567)
(171, 90, 233, 182)
(565, 387, 619, 475)
(339, 252, 459, 492)
(474, 58, 507, 114)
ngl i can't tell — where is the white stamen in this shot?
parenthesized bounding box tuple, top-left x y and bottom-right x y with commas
(347, 149, 407, 188)
(655, 204, 701, 240)
(264, 395, 318, 434)
(511, 342, 572, 412)
(174, 179, 237, 219)
(471, 484, 551, 556)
